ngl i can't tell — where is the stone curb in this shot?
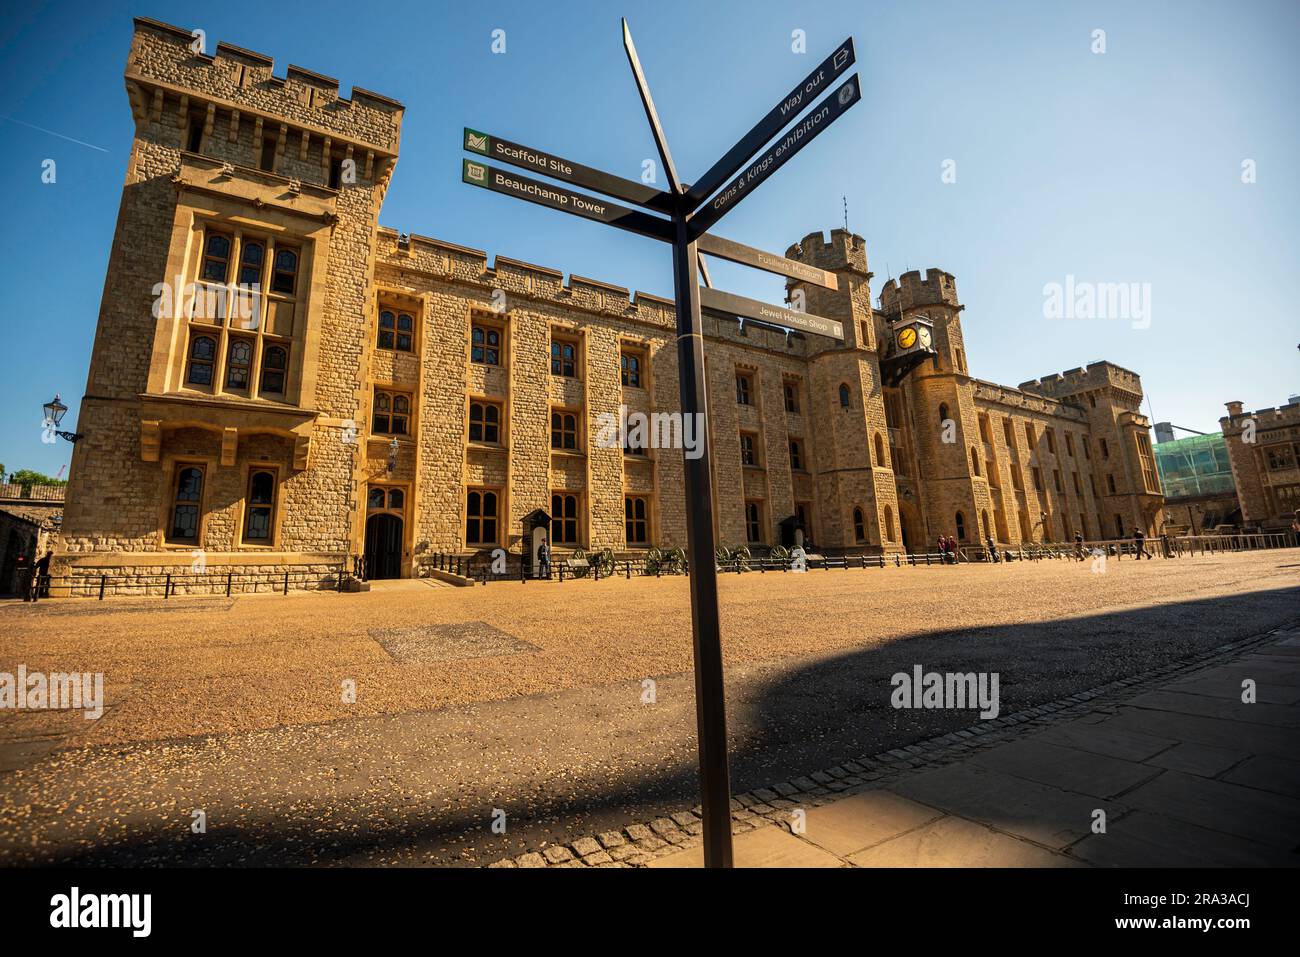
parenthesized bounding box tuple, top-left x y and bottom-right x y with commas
(490, 625, 1292, 868)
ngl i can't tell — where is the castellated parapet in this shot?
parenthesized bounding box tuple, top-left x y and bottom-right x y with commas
(1018, 361, 1143, 400)
(878, 268, 960, 316)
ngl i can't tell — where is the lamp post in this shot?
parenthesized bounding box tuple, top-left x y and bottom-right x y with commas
(42, 394, 83, 443)
(386, 436, 399, 473)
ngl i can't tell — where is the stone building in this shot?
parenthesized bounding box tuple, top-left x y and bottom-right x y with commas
(56, 18, 1165, 588)
(1220, 399, 1300, 530)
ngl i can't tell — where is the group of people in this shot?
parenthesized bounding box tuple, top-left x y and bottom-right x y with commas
(936, 535, 961, 563)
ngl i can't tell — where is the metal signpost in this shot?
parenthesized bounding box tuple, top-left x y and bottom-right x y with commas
(461, 20, 860, 867)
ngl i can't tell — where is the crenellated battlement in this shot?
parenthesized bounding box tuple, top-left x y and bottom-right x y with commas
(1019, 360, 1142, 398)
(126, 17, 403, 156)
(374, 228, 678, 329)
(785, 228, 868, 274)
(877, 268, 959, 315)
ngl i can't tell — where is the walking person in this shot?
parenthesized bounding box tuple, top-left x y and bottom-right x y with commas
(986, 534, 999, 563)
(1074, 530, 1085, 561)
(30, 549, 53, 601)
(1133, 526, 1150, 560)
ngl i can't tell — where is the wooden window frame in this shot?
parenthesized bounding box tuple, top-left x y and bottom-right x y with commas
(466, 488, 500, 546)
(550, 491, 581, 546)
(550, 332, 580, 378)
(624, 495, 650, 545)
(165, 462, 206, 546)
(373, 388, 412, 436)
(468, 399, 503, 445)
(471, 321, 503, 367)
(240, 466, 279, 546)
(550, 408, 580, 452)
(377, 305, 417, 353)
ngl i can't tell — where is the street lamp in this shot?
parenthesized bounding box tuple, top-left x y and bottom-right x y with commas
(42, 394, 83, 443)
(386, 436, 399, 473)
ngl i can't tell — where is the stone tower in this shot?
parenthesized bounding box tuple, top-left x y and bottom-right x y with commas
(59, 17, 403, 578)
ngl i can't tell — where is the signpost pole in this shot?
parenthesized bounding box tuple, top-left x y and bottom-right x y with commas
(670, 216, 733, 868)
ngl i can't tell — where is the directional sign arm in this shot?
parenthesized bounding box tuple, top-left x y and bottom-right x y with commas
(697, 233, 838, 289)
(686, 38, 855, 210)
(622, 19, 682, 196)
(463, 128, 675, 215)
(462, 159, 673, 243)
(688, 74, 861, 240)
(699, 286, 843, 341)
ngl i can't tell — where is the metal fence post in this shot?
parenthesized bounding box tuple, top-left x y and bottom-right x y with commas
(164, 573, 171, 599)
(99, 575, 106, 601)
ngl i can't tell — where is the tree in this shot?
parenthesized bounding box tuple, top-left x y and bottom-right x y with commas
(9, 469, 68, 491)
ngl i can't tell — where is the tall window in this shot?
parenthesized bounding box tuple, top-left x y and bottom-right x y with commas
(186, 225, 302, 399)
(551, 493, 579, 545)
(620, 350, 643, 387)
(471, 324, 501, 365)
(784, 380, 800, 413)
(242, 469, 276, 543)
(839, 384, 851, 408)
(186, 335, 216, 385)
(1065, 433, 1076, 457)
(745, 501, 763, 543)
(270, 248, 298, 295)
(853, 507, 865, 542)
(225, 339, 253, 390)
(261, 345, 288, 395)
(1115, 514, 1124, 537)
(551, 336, 578, 377)
(970, 446, 980, 476)
(736, 371, 753, 405)
(374, 390, 410, 435)
(469, 401, 501, 444)
(939, 403, 950, 424)
(789, 438, 803, 471)
(466, 489, 499, 545)
(168, 465, 204, 544)
(1032, 466, 1043, 491)
(1100, 438, 1109, 459)
(551, 410, 578, 450)
(1054, 470, 1063, 493)
(378, 309, 414, 352)
(884, 505, 896, 542)
(1107, 473, 1117, 495)
(1046, 429, 1056, 454)
(1002, 418, 1015, 452)
(201, 232, 231, 283)
(875, 434, 887, 467)
(955, 511, 967, 541)
(625, 496, 649, 544)
(740, 433, 758, 467)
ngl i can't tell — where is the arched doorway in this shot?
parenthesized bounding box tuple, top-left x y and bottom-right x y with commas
(365, 513, 403, 579)
(897, 501, 918, 552)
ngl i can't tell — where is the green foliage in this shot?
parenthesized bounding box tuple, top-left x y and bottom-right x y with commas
(8, 468, 67, 490)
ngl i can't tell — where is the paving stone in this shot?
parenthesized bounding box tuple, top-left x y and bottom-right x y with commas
(1144, 741, 1251, 778)
(597, 830, 626, 849)
(1222, 755, 1300, 798)
(608, 844, 638, 861)
(542, 845, 573, 864)
(800, 789, 945, 857)
(635, 836, 668, 852)
(571, 837, 602, 857)
(969, 738, 1162, 799)
(810, 771, 834, 784)
(648, 825, 845, 868)
(753, 788, 779, 803)
(671, 811, 699, 826)
(1071, 811, 1296, 868)
(848, 815, 1083, 868)
(649, 818, 678, 836)
(487, 859, 515, 868)
(772, 782, 798, 797)
(516, 852, 546, 868)
(625, 824, 652, 842)
(791, 776, 817, 790)
(1120, 769, 1300, 848)
(583, 851, 613, 865)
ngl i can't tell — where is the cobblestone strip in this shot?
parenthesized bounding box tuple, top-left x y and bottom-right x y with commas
(489, 625, 1294, 867)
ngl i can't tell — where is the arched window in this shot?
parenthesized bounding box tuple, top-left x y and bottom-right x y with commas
(271, 248, 298, 294)
(885, 505, 896, 542)
(873, 433, 885, 467)
(469, 401, 501, 444)
(839, 383, 850, 408)
(551, 411, 578, 450)
(168, 465, 205, 544)
(471, 324, 501, 365)
(261, 346, 288, 394)
(625, 496, 649, 544)
(242, 469, 276, 543)
(201, 233, 231, 283)
(939, 402, 950, 424)
(238, 240, 264, 286)
(955, 511, 967, 541)
(225, 339, 253, 390)
(187, 336, 216, 385)
(970, 446, 980, 476)
(853, 507, 865, 542)
(387, 488, 404, 511)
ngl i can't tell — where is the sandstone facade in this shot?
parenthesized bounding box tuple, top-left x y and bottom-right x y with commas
(57, 19, 1165, 589)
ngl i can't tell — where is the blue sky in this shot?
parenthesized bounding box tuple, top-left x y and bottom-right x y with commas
(1, 0, 1297, 478)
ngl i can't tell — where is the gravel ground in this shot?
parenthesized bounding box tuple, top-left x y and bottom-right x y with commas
(0, 551, 1296, 866)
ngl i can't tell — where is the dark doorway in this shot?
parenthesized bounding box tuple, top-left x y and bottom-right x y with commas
(365, 513, 403, 579)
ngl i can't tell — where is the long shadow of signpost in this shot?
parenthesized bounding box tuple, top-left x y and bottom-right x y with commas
(14, 583, 1299, 866)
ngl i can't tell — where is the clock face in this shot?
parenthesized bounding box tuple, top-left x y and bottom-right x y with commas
(917, 327, 933, 348)
(898, 327, 917, 349)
